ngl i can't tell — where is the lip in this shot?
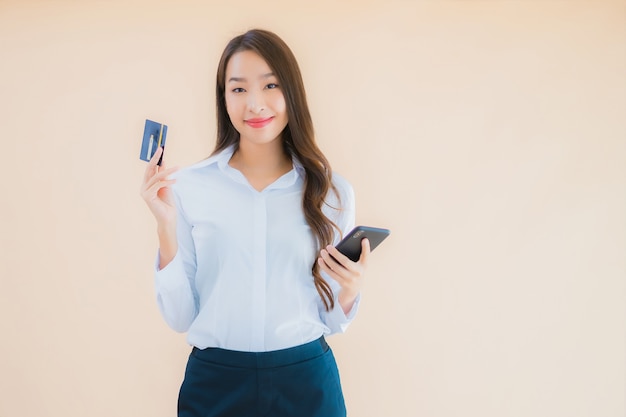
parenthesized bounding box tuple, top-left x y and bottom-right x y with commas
(245, 117, 274, 128)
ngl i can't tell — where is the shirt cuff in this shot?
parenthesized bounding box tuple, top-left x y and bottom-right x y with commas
(154, 250, 188, 293)
(325, 292, 361, 333)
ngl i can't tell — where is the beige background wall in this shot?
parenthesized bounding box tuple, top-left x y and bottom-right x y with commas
(1, 1, 624, 416)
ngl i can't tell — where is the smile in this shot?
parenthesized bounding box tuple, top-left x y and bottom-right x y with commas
(245, 117, 274, 128)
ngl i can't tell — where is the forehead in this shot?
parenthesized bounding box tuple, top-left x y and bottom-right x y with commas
(226, 50, 274, 78)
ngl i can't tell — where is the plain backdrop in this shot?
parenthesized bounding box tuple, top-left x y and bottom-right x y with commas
(1, 1, 624, 416)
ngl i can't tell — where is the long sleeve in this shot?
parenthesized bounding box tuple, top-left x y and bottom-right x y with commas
(154, 187, 199, 333)
(149, 146, 364, 351)
(319, 174, 361, 335)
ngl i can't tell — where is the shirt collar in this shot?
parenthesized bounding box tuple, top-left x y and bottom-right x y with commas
(191, 144, 305, 189)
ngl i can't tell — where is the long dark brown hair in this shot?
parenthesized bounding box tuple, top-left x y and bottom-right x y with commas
(213, 29, 340, 311)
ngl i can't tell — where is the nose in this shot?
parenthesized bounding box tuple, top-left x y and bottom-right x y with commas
(247, 90, 265, 114)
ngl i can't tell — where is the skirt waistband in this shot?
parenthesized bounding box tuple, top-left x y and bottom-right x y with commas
(191, 337, 330, 369)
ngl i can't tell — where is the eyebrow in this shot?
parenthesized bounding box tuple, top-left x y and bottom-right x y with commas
(227, 72, 275, 83)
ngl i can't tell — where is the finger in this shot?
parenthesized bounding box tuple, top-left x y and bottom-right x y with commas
(150, 146, 163, 165)
(143, 179, 176, 200)
(317, 257, 347, 284)
(142, 171, 169, 194)
(325, 244, 357, 272)
(143, 161, 156, 183)
(143, 147, 165, 180)
(154, 165, 179, 181)
(143, 146, 163, 182)
(160, 154, 172, 171)
(358, 238, 371, 266)
(143, 166, 179, 191)
(320, 248, 347, 273)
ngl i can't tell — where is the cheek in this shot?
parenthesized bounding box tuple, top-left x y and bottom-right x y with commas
(225, 97, 239, 121)
(273, 94, 287, 116)
(225, 96, 233, 113)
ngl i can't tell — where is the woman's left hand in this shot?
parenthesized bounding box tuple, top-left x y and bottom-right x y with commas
(318, 238, 370, 315)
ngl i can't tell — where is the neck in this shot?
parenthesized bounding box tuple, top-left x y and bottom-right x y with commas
(229, 139, 291, 175)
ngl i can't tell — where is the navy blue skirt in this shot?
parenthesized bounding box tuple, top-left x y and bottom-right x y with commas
(178, 337, 346, 417)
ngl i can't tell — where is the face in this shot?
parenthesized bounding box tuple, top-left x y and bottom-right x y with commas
(225, 50, 288, 147)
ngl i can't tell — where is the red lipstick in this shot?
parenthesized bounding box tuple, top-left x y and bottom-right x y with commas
(245, 117, 274, 128)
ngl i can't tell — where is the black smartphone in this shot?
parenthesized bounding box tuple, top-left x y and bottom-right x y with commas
(335, 226, 390, 262)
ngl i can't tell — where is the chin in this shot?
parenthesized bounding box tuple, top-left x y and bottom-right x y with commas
(242, 132, 284, 145)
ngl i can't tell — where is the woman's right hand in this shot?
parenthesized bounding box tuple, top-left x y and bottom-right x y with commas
(140, 146, 179, 227)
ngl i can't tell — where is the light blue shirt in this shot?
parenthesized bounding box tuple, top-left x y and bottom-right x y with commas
(154, 145, 359, 352)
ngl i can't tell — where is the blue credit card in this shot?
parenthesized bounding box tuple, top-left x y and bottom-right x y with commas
(140, 119, 168, 165)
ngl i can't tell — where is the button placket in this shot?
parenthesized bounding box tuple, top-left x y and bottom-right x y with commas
(250, 192, 267, 351)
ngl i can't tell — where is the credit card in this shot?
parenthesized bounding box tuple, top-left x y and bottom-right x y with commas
(140, 119, 168, 165)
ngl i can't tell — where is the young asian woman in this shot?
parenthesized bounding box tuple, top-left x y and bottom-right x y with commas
(140, 29, 370, 417)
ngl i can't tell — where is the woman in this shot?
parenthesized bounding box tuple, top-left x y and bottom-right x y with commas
(140, 28, 369, 417)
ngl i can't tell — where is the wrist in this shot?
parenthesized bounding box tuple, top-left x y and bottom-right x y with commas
(338, 290, 359, 314)
(157, 221, 176, 238)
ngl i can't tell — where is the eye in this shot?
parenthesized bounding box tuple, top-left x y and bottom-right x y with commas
(232, 87, 245, 93)
(266, 83, 279, 89)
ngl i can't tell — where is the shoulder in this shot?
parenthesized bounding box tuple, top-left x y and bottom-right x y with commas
(323, 171, 356, 233)
(325, 171, 355, 209)
(173, 158, 215, 179)
(168, 155, 226, 203)
(331, 172, 353, 194)
(168, 162, 214, 194)
(170, 145, 233, 184)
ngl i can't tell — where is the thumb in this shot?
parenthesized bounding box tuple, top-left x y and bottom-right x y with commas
(359, 238, 370, 266)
